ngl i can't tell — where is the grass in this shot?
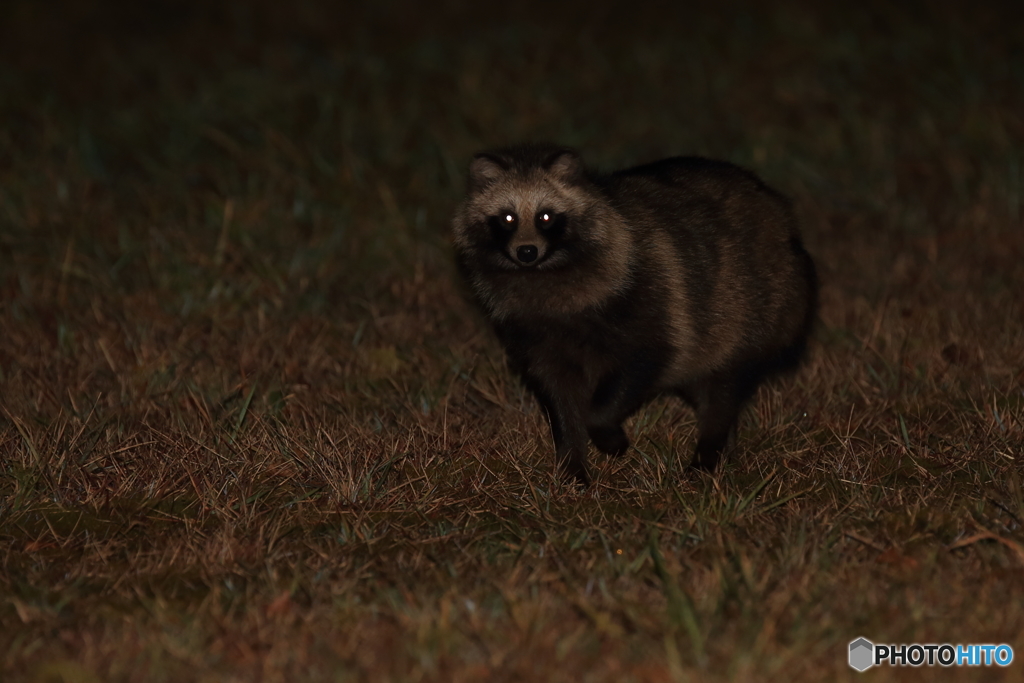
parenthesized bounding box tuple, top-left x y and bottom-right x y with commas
(1, 0, 1023, 680)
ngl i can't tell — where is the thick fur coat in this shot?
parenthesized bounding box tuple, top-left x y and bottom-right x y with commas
(452, 144, 817, 486)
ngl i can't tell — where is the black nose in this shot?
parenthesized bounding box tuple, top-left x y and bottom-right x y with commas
(516, 244, 538, 264)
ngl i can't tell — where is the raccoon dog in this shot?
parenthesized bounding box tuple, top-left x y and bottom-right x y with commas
(452, 144, 817, 487)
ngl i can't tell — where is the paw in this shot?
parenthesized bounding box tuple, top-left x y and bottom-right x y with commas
(561, 461, 592, 488)
(690, 429, 734, 472)
(687, 454, 719, 472)
(588, 425, 630, 457)
(689, 441, 727, 472)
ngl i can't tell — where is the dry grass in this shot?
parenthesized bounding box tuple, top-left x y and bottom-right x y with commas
(2, 1, 1023, 681)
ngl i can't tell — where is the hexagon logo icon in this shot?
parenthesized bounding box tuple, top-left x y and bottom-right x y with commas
(849, 638, 874, 671)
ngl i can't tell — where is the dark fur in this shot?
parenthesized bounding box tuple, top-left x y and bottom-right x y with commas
(452, 144, 817, 486)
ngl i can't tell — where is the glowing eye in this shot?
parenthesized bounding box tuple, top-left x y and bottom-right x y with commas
(541, 213, 551, 222)
(504, 213, 515, 223)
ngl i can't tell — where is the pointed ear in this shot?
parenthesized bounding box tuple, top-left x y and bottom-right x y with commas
(468, 154, 507, 193)
(544, 148, 583, 182)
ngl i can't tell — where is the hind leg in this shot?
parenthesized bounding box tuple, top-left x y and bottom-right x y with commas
(692, 411, 739, 472)
(685, 377, 744, 472)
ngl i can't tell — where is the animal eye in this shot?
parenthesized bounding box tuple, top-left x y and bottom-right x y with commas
(487, 212, 518, 233)
(537, 211, 555, 227)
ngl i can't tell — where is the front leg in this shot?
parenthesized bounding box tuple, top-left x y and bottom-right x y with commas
(530, 382, 592, 487)
(497, 324, 596, 487)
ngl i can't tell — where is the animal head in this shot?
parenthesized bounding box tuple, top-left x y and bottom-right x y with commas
(452, 144, 633, 320)
(454, 144, 594, 272)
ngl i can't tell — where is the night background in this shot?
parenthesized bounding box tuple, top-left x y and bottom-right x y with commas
(1, 1, 1023, 680)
